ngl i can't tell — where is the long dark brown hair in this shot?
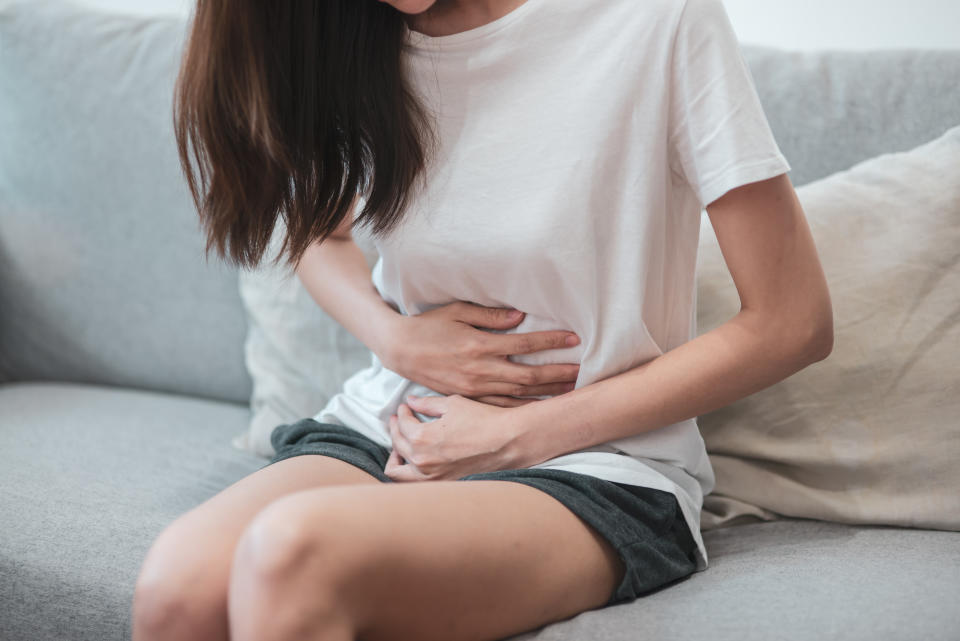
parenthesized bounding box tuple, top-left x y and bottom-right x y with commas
(173, 1, 437, 270)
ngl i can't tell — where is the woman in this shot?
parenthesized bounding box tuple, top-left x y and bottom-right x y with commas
(133, 1, 833, 640)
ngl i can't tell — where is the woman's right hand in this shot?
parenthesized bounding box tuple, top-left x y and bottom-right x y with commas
(377, 301, 581, 408)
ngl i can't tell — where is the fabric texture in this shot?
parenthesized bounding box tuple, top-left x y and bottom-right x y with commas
(0, 0, 250, 403)
(3, 381, 960, 641)
(268, 419, 699, 608)
(736, 47, 960, 189)
(0, 382, 264, 641)
(308, 0, 790, 574)
(697, 123, 960, 531)
(234, 218, 380, 457)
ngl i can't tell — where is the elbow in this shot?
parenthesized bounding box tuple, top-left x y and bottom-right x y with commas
(740, 303, 834, 371)
(805, 316, 834, 364)
(757, 299, 833, 368)
(782, 277, 835, 366)
(797, 304, 834, 365)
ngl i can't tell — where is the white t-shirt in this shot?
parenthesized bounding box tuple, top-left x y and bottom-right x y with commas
(313, 0, 791, 572)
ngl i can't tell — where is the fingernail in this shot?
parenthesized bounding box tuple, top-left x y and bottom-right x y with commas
(565, 335, 580, 346)
(508, 309, 523, 317)
(406, 395, 417, 402)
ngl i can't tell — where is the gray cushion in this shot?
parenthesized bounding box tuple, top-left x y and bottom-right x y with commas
(3, 382, 959, 641)
(0, 382, 263, 641)
(743, 46, 960, 188)
(514, 520, 960, 641)
(0, 0, 250, 404)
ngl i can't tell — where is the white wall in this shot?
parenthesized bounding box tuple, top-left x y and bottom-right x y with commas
(723, 0, 960, 51)
(74, 0, 187, 16)
(73, 0, 960, 51)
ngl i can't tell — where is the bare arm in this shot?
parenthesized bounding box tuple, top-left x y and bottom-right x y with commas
(502, 173, 834, 465)
(295, 198, 401, 360)
(294, 198, 583, 400)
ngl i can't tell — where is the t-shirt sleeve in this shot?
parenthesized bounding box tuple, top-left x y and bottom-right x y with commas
(667, 0, 791, 209)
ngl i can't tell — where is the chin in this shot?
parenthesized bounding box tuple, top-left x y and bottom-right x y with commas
(381, 0, 437, 15)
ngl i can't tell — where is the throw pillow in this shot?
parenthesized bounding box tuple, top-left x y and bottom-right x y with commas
(697, 124, 960, 531)
(233, 215, 381, 458)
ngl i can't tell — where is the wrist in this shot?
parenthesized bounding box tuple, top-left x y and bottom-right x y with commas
(371, 309, 408, 371)
(501, 402, 553, 469)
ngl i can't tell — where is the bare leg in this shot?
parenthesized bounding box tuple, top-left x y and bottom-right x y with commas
(131, 455, 381, 641)
(227, 480, 626, 641)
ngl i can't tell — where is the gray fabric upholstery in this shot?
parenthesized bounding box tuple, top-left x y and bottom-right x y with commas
(0, 1, 250, 404)
(3, 383, 958, 641)
(744, 47, 960, 188)
(512, 521, 960, 641)
(0, 383, 264, 641)
(2, 1, 959, 640)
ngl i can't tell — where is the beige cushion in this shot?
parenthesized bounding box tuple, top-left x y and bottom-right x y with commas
(232, 219, 380, 458)
(697, 124, 960, 531)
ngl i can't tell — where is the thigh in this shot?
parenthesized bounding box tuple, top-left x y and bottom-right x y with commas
(174, 452, 382, 537)
(252, 479, 627, 641)
(138, 453, 382, 593)
(460, 468, 700, 606)
(135, 420, 394, 641)
(146, 418, 389, 561)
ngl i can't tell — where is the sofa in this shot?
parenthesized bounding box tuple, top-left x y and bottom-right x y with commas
(2, 2, 959, 640)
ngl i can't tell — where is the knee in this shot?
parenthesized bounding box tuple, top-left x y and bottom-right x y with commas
(132, 523, 218, 638)
(231, 494, 349, 589)
(228, 495, 362, 636)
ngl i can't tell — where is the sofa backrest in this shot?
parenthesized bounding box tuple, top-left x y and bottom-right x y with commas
(1, 0, 958, 405)
(0, 2, 250, 404)
(743, 46, 960, 188)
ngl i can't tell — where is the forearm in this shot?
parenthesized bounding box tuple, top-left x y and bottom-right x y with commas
(296, 237, 400, 358)
(506, 309, 833, 467)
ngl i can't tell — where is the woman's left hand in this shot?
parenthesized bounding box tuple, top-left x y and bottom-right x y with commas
(385, 394, 525, 482)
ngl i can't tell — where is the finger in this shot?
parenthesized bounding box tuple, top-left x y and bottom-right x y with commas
(452, 301, 526, 329)
(510, 380, 579, 397)
(464, 362, 579, 397)
(398, 402, 424, 421)
(396, 405, 430, 452)
(403, 395, 445, 418)
(388, 414, 414, 464)
(386, 421, 431, 482)
(471, 395, 541, 408)
(386, 445, 399, 465)
(463, 378, 577, 400)
(385, 449, 418, 482)
(489, 330, 580, 356)
(386, 445, 402, 469)
(385, 446, 413, 482)
(487, 359, 581, 387)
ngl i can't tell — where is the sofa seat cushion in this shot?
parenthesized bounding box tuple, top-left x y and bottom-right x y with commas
(512, 520, 960, 641)
(3, 382, 959, 641)
(0, 382, 264, 641)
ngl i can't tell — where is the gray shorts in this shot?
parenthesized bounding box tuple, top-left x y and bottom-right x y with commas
(266, 418, 698, 608)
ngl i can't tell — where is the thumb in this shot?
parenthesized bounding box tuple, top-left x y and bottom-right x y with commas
(457, 302, 525, 329)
